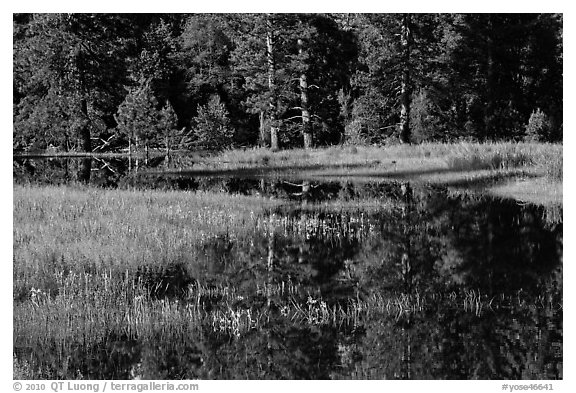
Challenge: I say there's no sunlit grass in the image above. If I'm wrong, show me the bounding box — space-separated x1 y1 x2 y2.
13 181 562 379
13 184 282 297
169 142 562 205
204 142 560 173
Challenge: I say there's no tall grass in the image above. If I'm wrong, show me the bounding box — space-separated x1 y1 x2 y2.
443 142 562 174
543 152 562 181
184 142 562 187
14 270 205 379
14 182 561 379
13 184 282 296
445 144 532 171
208 142 556 164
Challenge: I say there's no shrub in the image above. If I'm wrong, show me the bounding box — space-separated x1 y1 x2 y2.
191 95 234 151
524 109 552 142
343 119 367 145
410 89 443 143
346 89 393 145
159 100 179 150
115 80 161 150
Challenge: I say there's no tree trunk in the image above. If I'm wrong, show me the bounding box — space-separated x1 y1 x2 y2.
259 110 268 147
165 134 170 163
78 157 91 184
79 98 92 152
399 14 412 144
298 38 312 149
270 125 278 152
266 15 279 151
70 19 91 153
484 26 496 140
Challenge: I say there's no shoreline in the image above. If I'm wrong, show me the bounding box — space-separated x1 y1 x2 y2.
13 142 563 207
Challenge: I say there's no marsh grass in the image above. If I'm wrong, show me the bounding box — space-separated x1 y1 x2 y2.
15 257 559 378
13 184 282 293
13 355 34 379
14 183 391 301
444 142 562 178
174 143 561 203
487 177 563 207
14 269 206 378
196 287 557 338
13 182 561 378
543 152 563 181
205 142 558 170
446 146 531 171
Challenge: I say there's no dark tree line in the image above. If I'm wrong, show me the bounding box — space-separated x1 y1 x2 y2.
13 13 563 153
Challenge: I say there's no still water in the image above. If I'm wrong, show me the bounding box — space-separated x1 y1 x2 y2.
13 157 562 379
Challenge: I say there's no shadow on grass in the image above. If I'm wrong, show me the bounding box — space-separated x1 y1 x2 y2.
310 167 539 189
156 162 538 191
157 162 378 178
431 171 540 189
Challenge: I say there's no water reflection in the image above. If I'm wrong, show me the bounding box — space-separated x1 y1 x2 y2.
13 157 562 379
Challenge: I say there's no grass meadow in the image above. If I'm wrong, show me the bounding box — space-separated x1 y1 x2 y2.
169 142 562 205
13 185 282 295
200 141 561 175
13 142 563 378
13 185 284 378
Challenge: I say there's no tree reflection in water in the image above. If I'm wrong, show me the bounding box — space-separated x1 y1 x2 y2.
13 157 562 379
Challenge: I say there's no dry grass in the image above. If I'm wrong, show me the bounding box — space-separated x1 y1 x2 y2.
489 177 563 206
13 181 561 379
168 142 562 206
203 142 559 172
13 184 281 297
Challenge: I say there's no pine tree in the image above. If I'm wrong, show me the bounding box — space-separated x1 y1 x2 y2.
399 14 412 143
128 19 178 101
447 14 563 140
13 14 137 151
13 13 563 149
190 95 234 151
115 80 161 157
349 14 442 144
524 108 552 142
227 14 284 149
229 14 357 148
159 99 179 154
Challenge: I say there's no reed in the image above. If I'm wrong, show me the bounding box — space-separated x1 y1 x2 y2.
169 142 562 205
13 180 561 379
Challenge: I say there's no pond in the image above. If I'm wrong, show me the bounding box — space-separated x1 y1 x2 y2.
13 157 562 379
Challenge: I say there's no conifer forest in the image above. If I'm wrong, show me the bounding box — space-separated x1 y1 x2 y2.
13 14 563 152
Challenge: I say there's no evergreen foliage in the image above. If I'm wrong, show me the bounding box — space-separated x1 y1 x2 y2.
159 100 178 137
190 95 234 151
524 109 552 142
13 13 563 152
410 89 444 143
115 81 160 149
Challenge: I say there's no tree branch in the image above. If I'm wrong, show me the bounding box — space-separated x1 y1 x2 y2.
284 115 303 121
